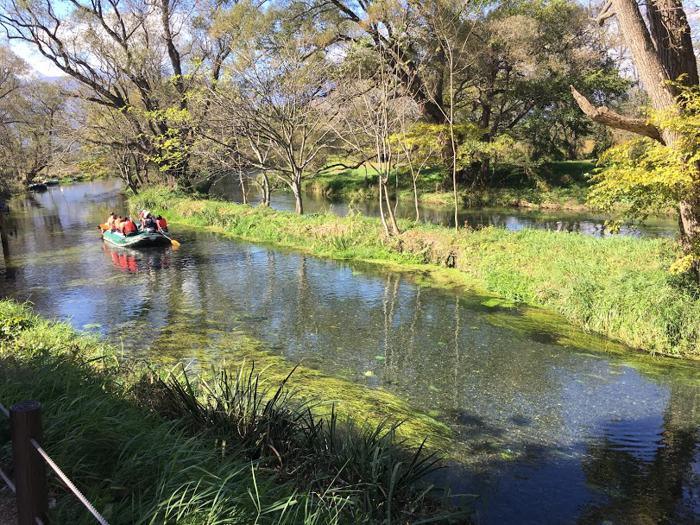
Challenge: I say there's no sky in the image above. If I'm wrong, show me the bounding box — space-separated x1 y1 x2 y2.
9 40 66 78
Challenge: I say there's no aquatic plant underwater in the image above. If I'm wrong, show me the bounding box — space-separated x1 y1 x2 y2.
133 187 700 359
0 300 464 524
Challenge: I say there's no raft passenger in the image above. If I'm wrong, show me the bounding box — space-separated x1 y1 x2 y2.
121 217 138 236
142 214 157 231
156 215 168 232
113 216 125 232
106 212 117 230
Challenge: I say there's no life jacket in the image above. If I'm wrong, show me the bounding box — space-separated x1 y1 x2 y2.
122 220 137 236
156 217 168 231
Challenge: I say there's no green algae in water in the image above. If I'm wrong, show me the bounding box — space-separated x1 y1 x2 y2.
487 304 700 386
151 332 453 452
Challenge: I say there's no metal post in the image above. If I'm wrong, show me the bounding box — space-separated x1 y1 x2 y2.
10 401 48 525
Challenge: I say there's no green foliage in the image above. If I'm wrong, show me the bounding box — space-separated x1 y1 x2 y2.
589 85 700 224
390 123 445 161
588 137 689 221
148 366 445 523
0 314 33 341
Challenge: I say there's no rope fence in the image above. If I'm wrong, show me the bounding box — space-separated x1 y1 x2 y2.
0 399 110 525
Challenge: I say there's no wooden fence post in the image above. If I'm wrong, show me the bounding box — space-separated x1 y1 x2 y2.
10 401 48 525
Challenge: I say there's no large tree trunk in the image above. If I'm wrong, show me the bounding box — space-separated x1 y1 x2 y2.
619 0 700 262
574 0 700 263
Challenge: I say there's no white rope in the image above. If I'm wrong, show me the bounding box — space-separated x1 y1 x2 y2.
0 465 15 494
30 439 109 525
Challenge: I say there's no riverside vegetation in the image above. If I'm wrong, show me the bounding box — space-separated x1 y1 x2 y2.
133 187 700 359
304 161 595 211
0 300 462 524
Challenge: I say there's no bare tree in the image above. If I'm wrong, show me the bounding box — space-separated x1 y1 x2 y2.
331 60 406 236
206 41 337 214
0 0 227 189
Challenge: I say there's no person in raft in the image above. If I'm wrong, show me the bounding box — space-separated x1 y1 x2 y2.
141 214 157 232
106 212 118 230
119 216 138 236
156 215 168 232
110 215 124 232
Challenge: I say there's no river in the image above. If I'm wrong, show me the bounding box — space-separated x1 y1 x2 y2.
210 177 679 238
1 180 699 524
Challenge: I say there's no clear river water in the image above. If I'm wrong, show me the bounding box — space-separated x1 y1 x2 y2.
1 180 699 524
209 177 679 238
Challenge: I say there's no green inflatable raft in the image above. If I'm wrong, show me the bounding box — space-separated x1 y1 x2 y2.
102 229 171 248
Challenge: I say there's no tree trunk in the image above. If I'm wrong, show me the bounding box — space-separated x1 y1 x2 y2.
412 174 420 221
382 176 401 235
575 0 700 264
238 168 247 205
291 175 304 215
609 0 700 262
421 99 446 125
377 177 391 237
260 172 271 206
679 194 700 255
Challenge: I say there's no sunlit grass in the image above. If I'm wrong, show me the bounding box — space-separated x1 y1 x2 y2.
302 160 594 209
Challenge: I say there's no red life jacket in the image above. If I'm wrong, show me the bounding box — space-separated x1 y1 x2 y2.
122 220 137 236
156 218 168 230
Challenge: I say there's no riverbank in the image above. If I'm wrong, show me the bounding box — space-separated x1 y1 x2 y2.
0 300 458 524
304 160 594 211
133 187 700 359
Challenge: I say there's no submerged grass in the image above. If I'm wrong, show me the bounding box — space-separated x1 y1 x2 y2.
133 187 700 358
0 301 462 524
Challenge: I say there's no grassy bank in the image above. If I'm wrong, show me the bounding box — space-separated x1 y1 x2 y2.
304 160 594 210
0 301 459 524
133 187 700 358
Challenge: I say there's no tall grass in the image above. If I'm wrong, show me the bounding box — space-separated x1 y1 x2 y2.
142 365 444 523
132 187 700 358
0 301 460 524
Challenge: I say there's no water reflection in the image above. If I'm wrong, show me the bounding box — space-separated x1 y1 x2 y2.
579 384 700 524
211 176 678 238
102 244 172 273
0 180 698 524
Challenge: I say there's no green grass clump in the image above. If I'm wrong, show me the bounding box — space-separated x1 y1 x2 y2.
0 301 462 524
133 187 700 358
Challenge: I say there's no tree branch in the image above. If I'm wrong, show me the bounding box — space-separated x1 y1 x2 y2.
595 0 615 25
570 85 665 144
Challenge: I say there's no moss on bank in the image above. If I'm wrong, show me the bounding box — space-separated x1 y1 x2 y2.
133 187 700 358
0 301 459 524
